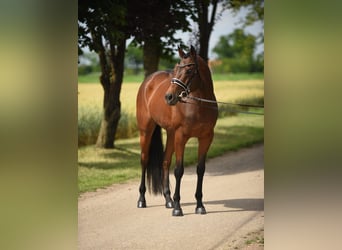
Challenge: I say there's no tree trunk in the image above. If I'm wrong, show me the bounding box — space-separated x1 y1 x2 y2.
96 38 126 148
198 0 209 63
143 38 161 79
196 0 218 63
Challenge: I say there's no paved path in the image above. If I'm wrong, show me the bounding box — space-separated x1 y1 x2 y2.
78 144 264 250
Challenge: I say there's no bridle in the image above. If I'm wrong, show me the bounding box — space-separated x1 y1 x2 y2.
171 62 197 98
169 58 264 115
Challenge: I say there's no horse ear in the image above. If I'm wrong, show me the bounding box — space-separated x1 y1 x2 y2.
190 45 197 57
178 46 185 58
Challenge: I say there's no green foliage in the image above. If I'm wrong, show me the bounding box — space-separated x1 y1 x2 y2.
78 0 127 52
212 28 263 73
213 29 255 59
125 43 143 75
78 52 100 76
78 65 93 76
127 0 192 58
158 55 178 71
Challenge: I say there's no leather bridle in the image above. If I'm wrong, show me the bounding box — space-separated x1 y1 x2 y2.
170 62 197 98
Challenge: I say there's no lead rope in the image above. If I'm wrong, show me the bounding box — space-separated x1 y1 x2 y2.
179 94 264 115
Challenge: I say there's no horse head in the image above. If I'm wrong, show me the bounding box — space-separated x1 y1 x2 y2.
165 45 199 105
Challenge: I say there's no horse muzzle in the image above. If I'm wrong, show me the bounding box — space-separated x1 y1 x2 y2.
165 93 179 105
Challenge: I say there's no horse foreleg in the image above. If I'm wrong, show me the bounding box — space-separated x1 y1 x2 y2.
163 130 175 209
195 134 214 214
195 154 206 214
172 133 187 216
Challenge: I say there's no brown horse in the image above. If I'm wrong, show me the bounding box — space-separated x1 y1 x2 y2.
136 46 218 216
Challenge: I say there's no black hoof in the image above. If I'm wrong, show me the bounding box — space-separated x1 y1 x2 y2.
195 206 206 214
137 200 146 208
165 200 174 209
172 208 183 216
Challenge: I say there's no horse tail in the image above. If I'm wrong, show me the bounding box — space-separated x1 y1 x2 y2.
146 125 164 195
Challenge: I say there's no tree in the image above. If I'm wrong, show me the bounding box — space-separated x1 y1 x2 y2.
78 0 127 148
192 0 220 63
189 0 264 63
126 0 192 78
212 28 258 72
228 0 264 46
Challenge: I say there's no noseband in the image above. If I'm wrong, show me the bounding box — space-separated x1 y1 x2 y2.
171 63 197 97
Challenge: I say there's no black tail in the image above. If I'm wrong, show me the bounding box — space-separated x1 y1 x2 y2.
146 125 164 195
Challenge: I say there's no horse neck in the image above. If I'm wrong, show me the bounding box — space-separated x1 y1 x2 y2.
196 63 215 97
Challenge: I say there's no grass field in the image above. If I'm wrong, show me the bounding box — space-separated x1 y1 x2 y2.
78 79 264 118
78 75 264 193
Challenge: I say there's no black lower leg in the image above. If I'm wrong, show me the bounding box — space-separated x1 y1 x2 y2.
195 160 206 214
172 164 184 216
163 161 174 208
163 186 174 208
137 171 147 208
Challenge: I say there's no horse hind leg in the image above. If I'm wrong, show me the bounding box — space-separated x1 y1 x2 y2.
172 132 188 216
137 125 154 208
137 139 148 208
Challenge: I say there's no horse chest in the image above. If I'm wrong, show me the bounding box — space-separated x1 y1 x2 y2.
179 113 213 136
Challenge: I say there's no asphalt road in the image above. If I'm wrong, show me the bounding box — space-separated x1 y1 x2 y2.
78 144 264 250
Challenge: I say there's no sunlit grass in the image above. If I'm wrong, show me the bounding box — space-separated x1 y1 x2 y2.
78 79 264 117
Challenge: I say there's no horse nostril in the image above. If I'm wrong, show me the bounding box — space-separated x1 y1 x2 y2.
165 93 173 101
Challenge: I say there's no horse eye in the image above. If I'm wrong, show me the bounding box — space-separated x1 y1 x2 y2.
186 69 192 74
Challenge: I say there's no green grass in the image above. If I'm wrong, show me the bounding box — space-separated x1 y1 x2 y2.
78 72 145 83
78 115 263 193
78 72 263 83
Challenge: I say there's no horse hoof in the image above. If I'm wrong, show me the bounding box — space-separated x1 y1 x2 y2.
165 200 174 209
172 208 183 216
195 206 206 214
137 200 146 208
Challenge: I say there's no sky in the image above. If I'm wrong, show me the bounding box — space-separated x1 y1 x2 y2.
175 5 264 59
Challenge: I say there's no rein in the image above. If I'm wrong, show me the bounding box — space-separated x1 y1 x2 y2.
180 94 264 115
